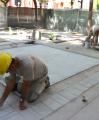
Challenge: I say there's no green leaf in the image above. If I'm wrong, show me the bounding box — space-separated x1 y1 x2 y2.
1 0 9 6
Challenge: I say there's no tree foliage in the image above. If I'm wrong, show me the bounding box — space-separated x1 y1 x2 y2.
1 0 9 6
38 0 48 3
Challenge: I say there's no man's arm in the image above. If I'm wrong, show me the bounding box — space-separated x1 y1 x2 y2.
0 79 16 106
19 80 31 110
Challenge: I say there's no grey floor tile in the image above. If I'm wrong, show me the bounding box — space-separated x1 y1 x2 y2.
69 94 99 120
79 80 92 88
5 94 19 107
74 84 87 92
0 106 15 117
5 115 24 120
65 87 82 96
59 89 76 100
90 72 99 80
87 78 99 85
31 102 52 118
42 97 62 111
51 93 69 105
0 105 21 120
19 108 41 120
5 114 23 120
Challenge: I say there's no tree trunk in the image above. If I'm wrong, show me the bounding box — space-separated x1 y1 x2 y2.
80 0 83 9
33 0 38 25
71 0 74 9
87 0 93 34
40 3 42 16
40 2 44 17
78 0 83 9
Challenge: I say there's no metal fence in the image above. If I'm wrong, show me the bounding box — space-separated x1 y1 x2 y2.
7 7 44 28
7 8 90 34
0 7 7 28
0 7 99 34
46 9 88 34
46 9 99 34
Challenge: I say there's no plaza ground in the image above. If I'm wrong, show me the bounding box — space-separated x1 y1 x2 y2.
0 29 99 120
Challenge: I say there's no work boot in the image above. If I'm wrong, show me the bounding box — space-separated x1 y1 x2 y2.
45 76 50 89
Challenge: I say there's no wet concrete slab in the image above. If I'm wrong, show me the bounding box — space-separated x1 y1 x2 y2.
0 44 99 85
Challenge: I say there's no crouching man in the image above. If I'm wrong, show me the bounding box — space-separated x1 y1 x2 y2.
0 52 50 110
91 25 99 47
85 25 99 47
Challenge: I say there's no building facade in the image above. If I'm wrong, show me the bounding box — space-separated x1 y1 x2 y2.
0 0 99 10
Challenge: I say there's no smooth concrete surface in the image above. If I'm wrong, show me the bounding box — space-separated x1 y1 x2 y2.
0 44 99 85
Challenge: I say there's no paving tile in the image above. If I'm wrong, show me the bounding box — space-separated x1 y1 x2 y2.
6 94 19 103
80 78 98 88
68 94 99 120
90 72 99 80
74 84 87 92
5 114 23 120
2 101 42 120
0 106 14 117
65 87 82 96
79 80 92 88
42 97 62 111
31 102 52 118
19 108 41 120
0 105 21 120
85 74 99 86
50 93 69 105
59 89 76 100
87 78 99 85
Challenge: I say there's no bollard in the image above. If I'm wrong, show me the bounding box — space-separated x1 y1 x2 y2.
84 41 91 49
32 29 41 41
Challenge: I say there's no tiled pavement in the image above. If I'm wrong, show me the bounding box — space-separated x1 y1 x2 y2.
0 68 99 120
43 81 99 120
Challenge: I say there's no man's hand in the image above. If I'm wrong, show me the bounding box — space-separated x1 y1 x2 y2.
19 99 28 110
0 78 16 108
19 80 31 110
